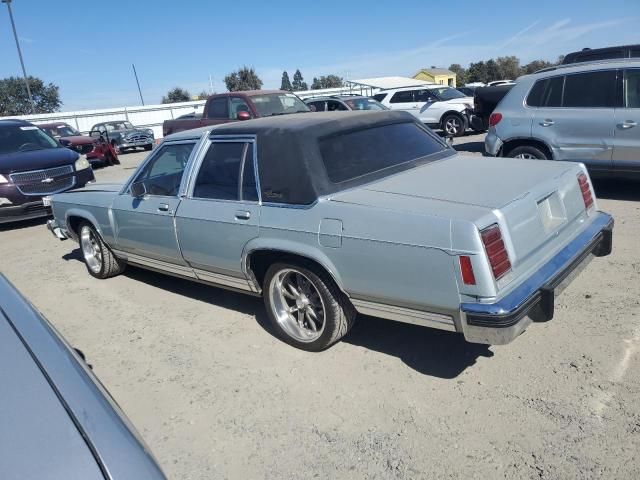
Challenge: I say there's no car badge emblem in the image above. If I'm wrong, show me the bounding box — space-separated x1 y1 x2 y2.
41 177 54 184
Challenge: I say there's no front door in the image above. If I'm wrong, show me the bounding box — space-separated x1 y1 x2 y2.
111 141 196 265
531 70 616 172
415 88 440 124
176 137 260 291
387 90 421 118
613 68 640 174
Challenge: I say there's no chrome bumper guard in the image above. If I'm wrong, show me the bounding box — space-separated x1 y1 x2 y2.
461 212 613 345
46 219 69 241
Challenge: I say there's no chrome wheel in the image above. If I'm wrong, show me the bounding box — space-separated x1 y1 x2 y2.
515 153 537 159
80 226 103 274
269 269 326 343
444 117 462 135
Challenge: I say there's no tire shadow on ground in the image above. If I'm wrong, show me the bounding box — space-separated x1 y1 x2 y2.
0 216 47 232
63 249 493 378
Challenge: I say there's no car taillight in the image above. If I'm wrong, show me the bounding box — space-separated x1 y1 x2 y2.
489 112 502 127
481 224 511 280
577 173 594 210
459 256 476 285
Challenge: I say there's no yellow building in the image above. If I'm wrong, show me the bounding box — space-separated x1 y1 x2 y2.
413 68 457 87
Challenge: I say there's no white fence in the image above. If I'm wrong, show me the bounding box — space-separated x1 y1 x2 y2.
2 100 207 139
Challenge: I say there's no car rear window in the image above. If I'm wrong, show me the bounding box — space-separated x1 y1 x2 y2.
526 76 564 107
319 122 445 183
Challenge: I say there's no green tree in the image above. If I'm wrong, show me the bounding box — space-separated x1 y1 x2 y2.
280 71 293 91
224 66 263 92
161 87 191 104
466 61 489 83
520 59 555 75
0 76 61 116
485 59 501 82
495 56 520 80
292 69 308 91
448 63 467 85
196 90 211 100
310 75 344 90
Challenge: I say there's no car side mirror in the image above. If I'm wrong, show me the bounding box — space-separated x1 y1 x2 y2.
130 181 147 198
237 111 251 121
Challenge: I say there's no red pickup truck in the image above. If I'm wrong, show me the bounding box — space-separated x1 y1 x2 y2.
162 90 310 137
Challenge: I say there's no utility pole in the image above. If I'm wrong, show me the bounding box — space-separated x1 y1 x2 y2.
209 74 214 94
132 63 144 105
2 0 35 113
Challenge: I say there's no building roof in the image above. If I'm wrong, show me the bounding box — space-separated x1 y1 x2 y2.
348 76 433 90
415 68 456 76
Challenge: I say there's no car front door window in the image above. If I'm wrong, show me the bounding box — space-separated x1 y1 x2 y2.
133 143 194 196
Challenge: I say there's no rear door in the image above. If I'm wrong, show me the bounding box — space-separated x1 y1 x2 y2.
613 68 640 174
111 141 196 264
175 136 260 291
531 70 616 172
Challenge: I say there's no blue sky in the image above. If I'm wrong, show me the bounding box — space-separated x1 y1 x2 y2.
1 0 638 110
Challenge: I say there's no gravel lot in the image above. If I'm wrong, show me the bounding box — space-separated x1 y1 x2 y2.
1 135 639 479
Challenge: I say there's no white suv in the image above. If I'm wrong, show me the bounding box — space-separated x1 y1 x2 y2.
373 85 474 136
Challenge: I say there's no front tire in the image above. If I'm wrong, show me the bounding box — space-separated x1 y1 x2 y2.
79 222 126 279
441 113 467 137
263 262 356 351
507 145 548 160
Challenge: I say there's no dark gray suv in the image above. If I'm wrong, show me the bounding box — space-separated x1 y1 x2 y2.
485 59 640 178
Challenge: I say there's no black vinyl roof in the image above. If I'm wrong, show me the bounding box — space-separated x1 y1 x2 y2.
210 111 448 205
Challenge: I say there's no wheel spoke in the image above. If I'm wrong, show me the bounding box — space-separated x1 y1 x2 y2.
297 309 304 326
305 309 318 331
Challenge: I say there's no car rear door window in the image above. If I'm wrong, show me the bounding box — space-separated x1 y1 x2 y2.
193 142 257 201
319 122 444 183
207 98 229 119
133 142 195 196
389 91 414 103
326 100 348 111
624 69 640 108
308 101 326 112
563 70 616 108
414 89 436 102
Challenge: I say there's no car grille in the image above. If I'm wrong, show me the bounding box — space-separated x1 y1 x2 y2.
73 144 94 155
123 134 151 143
9 165 75 196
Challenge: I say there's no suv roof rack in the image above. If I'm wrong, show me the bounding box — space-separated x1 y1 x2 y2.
535 57 639 74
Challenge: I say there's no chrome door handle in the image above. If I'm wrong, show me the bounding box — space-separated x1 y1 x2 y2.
620 120 637 129
235 210 251 220
539 119 554 127
157 203 170 212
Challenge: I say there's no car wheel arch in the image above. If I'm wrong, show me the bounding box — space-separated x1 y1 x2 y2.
501 137 554 159
65 210 104 240
243 243 348 296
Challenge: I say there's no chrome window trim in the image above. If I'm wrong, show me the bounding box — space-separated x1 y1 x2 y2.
186 134 261 205
120 139 199 196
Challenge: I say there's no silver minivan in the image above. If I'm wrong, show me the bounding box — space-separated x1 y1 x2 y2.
485 59 640 178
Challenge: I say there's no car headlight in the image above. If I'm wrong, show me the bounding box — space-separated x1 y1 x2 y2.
75 157 90 171
0 197 12 206
0 174 9 184
145 129 154 136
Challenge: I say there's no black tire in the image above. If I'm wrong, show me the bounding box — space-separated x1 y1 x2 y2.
78 221 126 279
507 145 548 160
144 144 153 151
441 113 467 137
263 262 356 351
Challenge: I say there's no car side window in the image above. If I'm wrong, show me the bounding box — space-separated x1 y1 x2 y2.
372 93 387 102
207 98 229 119
229 97 252 119
327 100 348 111
538 76 564 108
563 70 617 108
308 101 326 111
414 89 435 102
624 69 640 108
193 141 258 201
390 91 414 103
133 143 195 196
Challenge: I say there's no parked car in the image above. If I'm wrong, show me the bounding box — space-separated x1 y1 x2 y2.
305 95 388 112
373 85 475 136
562 44 640 64
47 111 612 351
40 121 120 167
456 86 477 97
0 274 166 479
162 90 310 137
90 121 154 154
486 80 515 87
485 59 640 179
177 112 203 120
0 119 95 224
469 84 515 132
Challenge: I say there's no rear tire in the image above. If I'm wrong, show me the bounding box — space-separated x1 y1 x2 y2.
79 222 126 279
507 145 548 160
263 262 356 351
441 113 467 137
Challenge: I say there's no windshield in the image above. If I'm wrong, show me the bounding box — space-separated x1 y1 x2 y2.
319 122 446 183
41 124 80 138
344 98 388 111
0 125 59 154
104 121 135 131
431 87 467 100
251 93 309 117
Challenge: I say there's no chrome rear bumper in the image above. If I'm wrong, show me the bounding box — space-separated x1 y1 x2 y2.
461 211 613 344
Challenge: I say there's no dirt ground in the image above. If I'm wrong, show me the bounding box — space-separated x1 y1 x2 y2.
1 136 639 479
